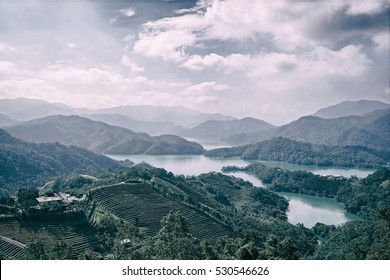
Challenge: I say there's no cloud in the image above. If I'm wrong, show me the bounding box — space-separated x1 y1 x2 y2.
182 53 224 70
132 0 389 61
346 0 388 15
0 42 15 53
66 43 78 49
133 28 198 61
120 55 144 73
372 31 389 52
119 8 136 17
185 81 229 95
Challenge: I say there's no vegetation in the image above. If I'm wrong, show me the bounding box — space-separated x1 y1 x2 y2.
5 115 204 155
0 163 319 260
223 163 390 260
0 128 119 196
206 137 388 168
225 108 390 153
0 127 388 259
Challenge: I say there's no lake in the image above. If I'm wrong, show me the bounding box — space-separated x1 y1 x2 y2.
107 154 370 228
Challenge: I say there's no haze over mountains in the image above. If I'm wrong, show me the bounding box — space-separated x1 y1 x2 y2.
226 108 390 152
312 100 390 119
1 98 389 155
5 115 204 155
0 98 234 128
179 117 275 140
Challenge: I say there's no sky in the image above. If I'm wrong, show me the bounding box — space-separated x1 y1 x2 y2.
0 0 388 124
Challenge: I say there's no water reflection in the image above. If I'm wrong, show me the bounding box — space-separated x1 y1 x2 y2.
107 154 367 227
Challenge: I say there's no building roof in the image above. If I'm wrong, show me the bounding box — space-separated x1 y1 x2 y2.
36 196 63 203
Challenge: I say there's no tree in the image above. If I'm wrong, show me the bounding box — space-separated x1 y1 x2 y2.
49 241 76 260
145 211 206 259
26 240 48 260
17 187 39 208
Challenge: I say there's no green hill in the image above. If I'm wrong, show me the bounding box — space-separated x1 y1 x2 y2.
206 137 388 168
5 115 204 155
0 128 119 196
227 109 390 152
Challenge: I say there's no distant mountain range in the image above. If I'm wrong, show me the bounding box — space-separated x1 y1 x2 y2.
0 98 235 128
0 114 18 127
0 128 119 196
5 115 204 155
86 113 185 136
227 108 390 152
179 117 275 140
312 100 390 119
1 98 389 153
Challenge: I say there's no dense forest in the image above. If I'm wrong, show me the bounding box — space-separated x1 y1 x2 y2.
0 129 120 197
206 137 388 168
223 163 390 259
1 161 389 260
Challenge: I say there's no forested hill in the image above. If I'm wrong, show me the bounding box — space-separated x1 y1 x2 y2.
0 129 119 196
5 115 204 155
226 109 390 152
205 137 388 168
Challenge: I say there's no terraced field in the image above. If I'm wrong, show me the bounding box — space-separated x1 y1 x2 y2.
91 183 232 241
0 237 26 259
0 213 99 259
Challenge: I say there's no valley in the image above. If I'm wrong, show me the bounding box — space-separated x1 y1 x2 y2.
0 98 389 260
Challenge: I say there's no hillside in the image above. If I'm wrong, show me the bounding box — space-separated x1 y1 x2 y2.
0 98 76 121
206 137 388 168
313 100 390 119
5 115 204 155
0 163 318 260
0 129 119 196
0 114 18 127
226 109 390 151
179 117 275 140
94 104 236 127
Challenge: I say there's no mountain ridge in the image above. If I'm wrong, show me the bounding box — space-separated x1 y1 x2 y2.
5 115 205 155
312 100 390 119
226 109 390 151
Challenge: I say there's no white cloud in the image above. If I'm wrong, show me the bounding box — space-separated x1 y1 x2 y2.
346 0 388 15
133 29 198 61
120 55 144 73
66 43 78 49
185 81 229 96
0 61 17 75
372 31 389 52
119 8 136 17
0 42 15 53
182 53 224 70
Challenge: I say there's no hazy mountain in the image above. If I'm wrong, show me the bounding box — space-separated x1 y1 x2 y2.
312 100 390 119
86 113 185 135
227 109 390 152
0 128 119 196
0 98 236 127
0 114 18 127
206 137 387 168
5 115 204 155
92 104 236 127
0 98 76 121
179 117 275 140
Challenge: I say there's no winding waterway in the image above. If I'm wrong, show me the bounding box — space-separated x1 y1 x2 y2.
107 153 370 228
